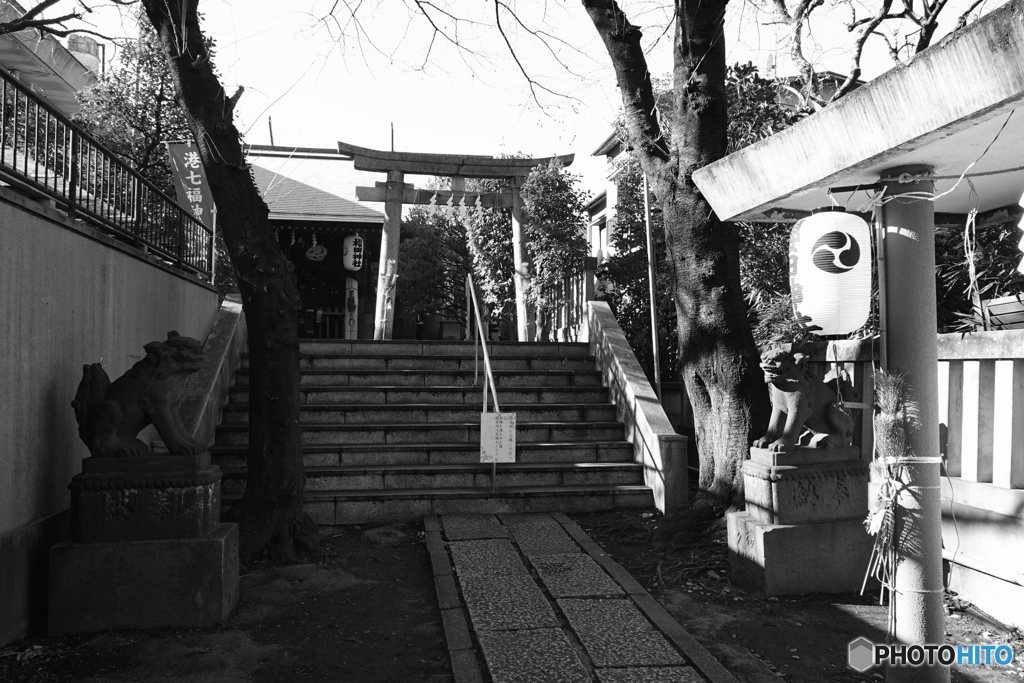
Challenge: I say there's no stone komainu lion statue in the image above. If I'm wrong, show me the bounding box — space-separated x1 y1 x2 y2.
72 331 207 457
753 347 855 452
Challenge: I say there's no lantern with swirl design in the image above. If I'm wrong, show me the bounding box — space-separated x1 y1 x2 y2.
790 207 872 335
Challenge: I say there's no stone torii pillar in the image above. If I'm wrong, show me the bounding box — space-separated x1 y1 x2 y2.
376 169 404 340
338 141 573 340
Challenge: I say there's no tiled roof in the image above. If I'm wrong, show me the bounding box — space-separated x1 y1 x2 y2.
249 158 384 224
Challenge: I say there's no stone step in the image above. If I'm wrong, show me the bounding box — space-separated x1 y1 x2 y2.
242 354 597 373
233 369 603 388
211 441 635 468
223 485 654 525
220 403 619 425
214 421 626 447
219 462 645 496
297 340 590 358
228 385 611 406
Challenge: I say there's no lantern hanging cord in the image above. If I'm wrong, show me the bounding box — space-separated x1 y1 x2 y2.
856 110 1015 212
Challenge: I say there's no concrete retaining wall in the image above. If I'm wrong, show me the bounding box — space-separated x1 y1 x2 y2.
179 295 248 450
0 186 219 645
941 477 1024 628
586 302 688 514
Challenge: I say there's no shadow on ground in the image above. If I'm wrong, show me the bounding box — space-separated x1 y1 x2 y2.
0 523 451 683
3 510 1023 682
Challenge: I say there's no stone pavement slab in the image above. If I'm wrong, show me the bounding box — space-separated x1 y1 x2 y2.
531 553 624 598
476 628 590 683
509 521 581 556
459 572 560 631
425 512 739 683
443 514 509 540
449 539 527 576
558 598 684 667
498 513 558 526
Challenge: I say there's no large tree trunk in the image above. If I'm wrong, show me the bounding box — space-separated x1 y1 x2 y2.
585 0 769 506
140 0 313 559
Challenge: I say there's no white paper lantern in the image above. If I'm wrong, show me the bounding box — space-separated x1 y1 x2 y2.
343 234 365 271
790 208 872 335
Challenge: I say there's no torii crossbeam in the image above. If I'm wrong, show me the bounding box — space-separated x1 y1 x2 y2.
338 141 574 340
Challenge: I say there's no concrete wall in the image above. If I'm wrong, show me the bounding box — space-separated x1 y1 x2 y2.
941 478 1024 629
0 186 219 645
587 302 688 514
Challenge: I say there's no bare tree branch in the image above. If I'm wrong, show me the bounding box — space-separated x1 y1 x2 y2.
833 0 893 99
0 0 132 39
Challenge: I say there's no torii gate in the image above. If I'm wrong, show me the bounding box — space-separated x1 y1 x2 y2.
337 141 574 340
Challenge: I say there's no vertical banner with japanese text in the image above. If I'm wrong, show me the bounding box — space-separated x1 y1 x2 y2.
165 140 216 227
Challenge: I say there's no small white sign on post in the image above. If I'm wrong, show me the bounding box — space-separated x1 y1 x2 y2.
480 413 516 463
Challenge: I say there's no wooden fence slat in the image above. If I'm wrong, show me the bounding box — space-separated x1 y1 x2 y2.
945 360 964 477
961 361 981 481
978 360 996 483
993 360 1024 488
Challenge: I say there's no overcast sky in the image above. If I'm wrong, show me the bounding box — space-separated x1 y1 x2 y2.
83 0 1007 192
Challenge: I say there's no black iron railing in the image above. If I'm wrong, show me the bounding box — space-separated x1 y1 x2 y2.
0 65 212 279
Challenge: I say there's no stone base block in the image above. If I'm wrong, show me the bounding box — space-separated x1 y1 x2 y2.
48 523 239 635
743 446 868 525
727 512 872 596
70 453 222 542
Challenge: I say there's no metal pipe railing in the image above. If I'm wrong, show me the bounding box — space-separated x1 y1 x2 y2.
0 63 212 280
465 274 502 490
465 274 500 413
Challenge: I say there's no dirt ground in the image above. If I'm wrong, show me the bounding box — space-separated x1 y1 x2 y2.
575 509 1024 683
2 510 1022 683
0 523 451 683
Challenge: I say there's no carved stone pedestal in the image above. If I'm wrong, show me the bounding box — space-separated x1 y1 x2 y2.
48 453 239 635
727 446 873 596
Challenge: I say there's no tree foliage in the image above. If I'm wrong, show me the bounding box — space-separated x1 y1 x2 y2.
596 155 676 384
462 161 588 340
73 24 193 192
936 219 1024 332
397 208 471 320
520 160 590 340
464 176 516 322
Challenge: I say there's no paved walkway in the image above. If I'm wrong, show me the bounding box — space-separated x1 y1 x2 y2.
424 512 738 683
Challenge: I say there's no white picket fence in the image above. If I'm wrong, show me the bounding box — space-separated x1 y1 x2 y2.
794 330 1024 492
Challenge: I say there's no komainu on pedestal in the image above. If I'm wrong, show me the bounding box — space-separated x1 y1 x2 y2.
50 331 239 636
728 347 871 596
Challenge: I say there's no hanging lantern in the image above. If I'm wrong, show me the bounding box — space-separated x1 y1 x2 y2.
1015 190 1024 275
343 234 365 271
790 207 872 335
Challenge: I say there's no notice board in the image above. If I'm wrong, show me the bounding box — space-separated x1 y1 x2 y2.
480 413 516 463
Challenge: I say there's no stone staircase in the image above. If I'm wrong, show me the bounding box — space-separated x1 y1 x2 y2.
212 340 654 524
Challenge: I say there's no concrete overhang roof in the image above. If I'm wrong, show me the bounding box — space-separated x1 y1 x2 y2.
692 0 1024 223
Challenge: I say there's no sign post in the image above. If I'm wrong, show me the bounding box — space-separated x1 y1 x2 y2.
480 412 516 491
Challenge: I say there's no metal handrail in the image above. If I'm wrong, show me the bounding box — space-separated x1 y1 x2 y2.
0 63 212 279
465 273 500 413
